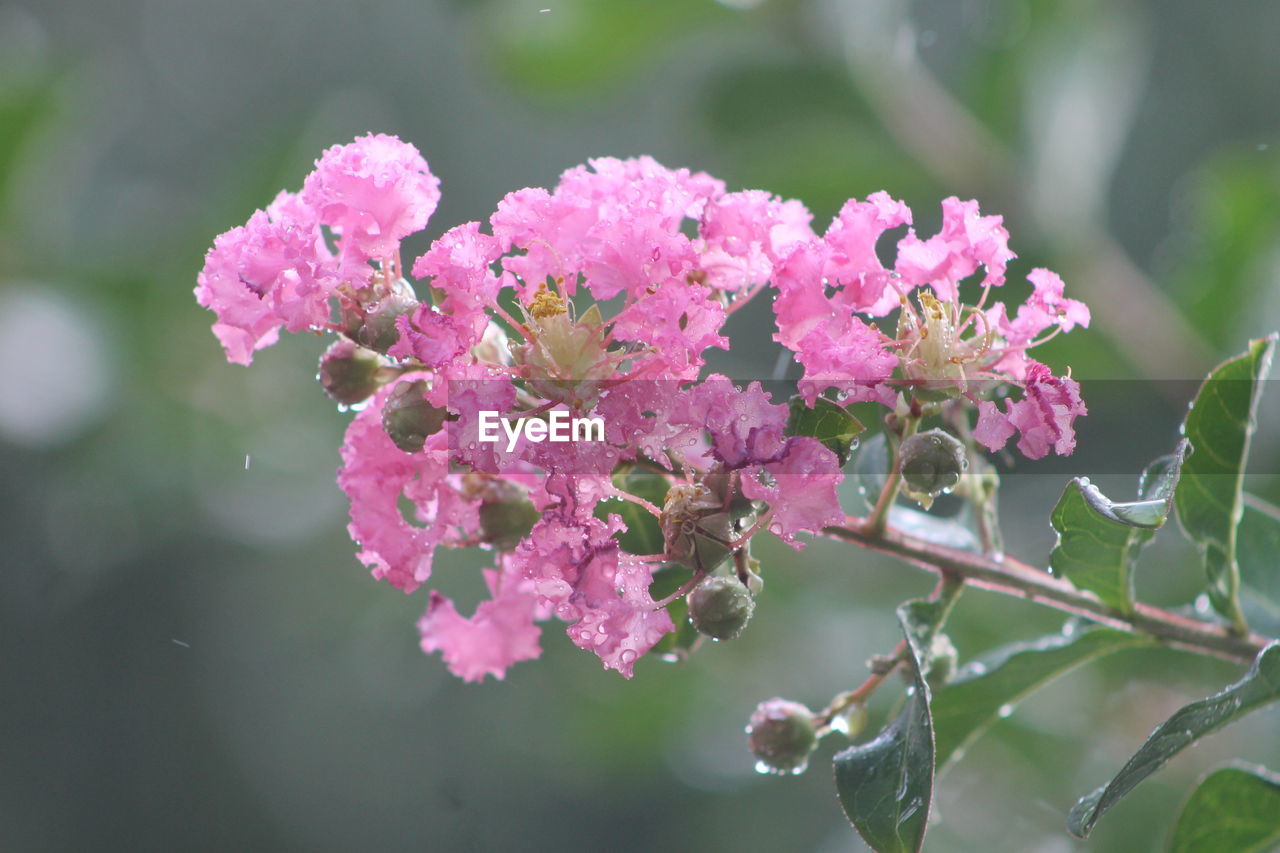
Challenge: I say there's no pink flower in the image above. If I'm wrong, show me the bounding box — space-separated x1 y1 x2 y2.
492 156 724 303
740 437 844 548
337 378 478 592
772 241 900 406
512 515 673 677
895 197 1014 301
410 222 503 350
672 378 788 469
418 565 542 683
194 194 338 365
972 363 1087 459
823 192 913 317
301 133 440 263
697 189 815 293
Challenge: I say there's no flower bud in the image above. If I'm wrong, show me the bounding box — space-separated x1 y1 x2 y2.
687 576 755 641
899 428 967 499
746 698 818 775
382 379 448 453
474 480 541 551
318 339 384 405
354 289 418 354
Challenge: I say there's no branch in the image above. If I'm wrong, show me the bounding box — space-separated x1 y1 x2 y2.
823 519 1270 664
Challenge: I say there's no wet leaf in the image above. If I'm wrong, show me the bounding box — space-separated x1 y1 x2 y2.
1174 335 1277 627
1238 495 1280 636
646 566 699 661
1068 643 1280 839
599 463 669 556
786 396 865 466
932 628 1153 769
1049 441 1187 612
1170 764 1280 853
833 600 942 853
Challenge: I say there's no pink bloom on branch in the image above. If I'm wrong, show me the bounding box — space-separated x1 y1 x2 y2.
740 437 844 548
194 195 338 365
492 156 724 303
824 191 913 317
772 240 899 406
338 379 478 592
895 197 1014 301
513 515 673 677
418 566 542 683
301 133 440 263
971 363 1087 459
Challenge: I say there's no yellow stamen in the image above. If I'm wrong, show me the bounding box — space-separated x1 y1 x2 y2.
528 284 567 320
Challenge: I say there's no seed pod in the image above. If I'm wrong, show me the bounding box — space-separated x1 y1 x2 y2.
746 698 818 775
318 339 384 405
381 379 448 453
687 576 755 641
472 479 540 551
899 428 967 499
349 282 419 354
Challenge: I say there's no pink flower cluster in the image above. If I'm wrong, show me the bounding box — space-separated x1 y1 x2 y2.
196 133 1090 682
195 133 439 365
770 195 1089 458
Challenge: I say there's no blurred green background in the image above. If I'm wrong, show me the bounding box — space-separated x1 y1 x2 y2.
2 1 1279 850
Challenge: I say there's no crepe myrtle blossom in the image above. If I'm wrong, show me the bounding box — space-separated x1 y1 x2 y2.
771 195 1089 459
196 133 1089 683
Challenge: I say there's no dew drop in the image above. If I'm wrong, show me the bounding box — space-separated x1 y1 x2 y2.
997 703 1014 719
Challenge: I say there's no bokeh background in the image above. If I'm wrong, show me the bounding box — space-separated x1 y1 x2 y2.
3 1 1279 850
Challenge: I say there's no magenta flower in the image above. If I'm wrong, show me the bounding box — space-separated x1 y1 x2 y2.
198 133 1091 682
771 194 1089 459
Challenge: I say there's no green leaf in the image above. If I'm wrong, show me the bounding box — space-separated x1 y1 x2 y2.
833 600 942 853
932 628 1154 769
646 566 699 661
786 396 865 466
597 463 669 555
1238 495 1280 636
1067 642 1280 839
887 505 981 552
1170 764 1280 853
1049 440 1187 611
1174 335 1277 628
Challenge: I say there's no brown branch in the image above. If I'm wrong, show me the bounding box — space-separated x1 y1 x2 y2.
824 519 1270 664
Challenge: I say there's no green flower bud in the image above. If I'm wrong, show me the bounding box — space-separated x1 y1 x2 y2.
687 576 755 641
746 698 818 775
354 290 418 354
318 339 384 405
381 379 448 453
476 483 541 551
899 428 967 499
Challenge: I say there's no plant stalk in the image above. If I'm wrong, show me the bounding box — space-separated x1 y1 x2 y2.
824 519 1270 664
